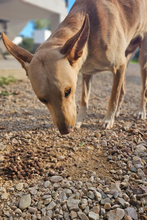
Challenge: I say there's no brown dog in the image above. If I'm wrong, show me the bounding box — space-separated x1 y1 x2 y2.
1 0 147 134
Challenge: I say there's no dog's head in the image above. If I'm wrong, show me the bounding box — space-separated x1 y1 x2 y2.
1 15 90 135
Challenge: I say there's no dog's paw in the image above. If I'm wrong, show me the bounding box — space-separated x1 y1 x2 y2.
75 121 82 129
76 106 87 129
101 118 114 129
115 110 120 118
136 109 146 120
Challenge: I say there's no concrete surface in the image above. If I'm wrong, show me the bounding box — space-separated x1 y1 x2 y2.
0 56 27 80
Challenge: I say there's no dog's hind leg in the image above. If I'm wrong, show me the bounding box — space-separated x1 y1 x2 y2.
76 74 92 128
136 35 147 119
115 48 139 117
102 61 126 129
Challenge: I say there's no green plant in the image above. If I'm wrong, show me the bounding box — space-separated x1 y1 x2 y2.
0 91 11 96
18 38 34 53
0 76 17 86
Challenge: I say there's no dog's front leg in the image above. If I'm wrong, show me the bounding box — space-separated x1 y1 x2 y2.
136 36 147 120
102 63 126 129
76 74 92 128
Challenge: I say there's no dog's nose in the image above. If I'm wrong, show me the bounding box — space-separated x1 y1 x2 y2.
59 126 72 135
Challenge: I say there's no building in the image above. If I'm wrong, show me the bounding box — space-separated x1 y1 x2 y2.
0 0 68 50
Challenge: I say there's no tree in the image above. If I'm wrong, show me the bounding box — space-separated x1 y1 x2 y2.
33 19 50 30
18 37 34 53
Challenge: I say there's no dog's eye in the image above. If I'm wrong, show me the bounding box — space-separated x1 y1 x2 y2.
39 98 48 104
64 88 71 98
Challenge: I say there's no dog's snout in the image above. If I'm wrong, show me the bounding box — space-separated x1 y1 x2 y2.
59 126 72 135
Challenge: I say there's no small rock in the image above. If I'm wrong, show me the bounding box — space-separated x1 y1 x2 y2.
67 198 80 211
94 191 102 201
125 207 138 220
44 198 52 205
78 211 89 220
91 205 100 214
117 198 126 207
50 175 63 183
135 144 146 155
107 208 125 220
0 155 4 162
28 207 37 213
15 208 22 214
44 181 50 188
101 198 111 205
16 183 23 191
124 216 133 220
87 191 95 199
46 201 56 210
104 203 111 210
0 143 6 151
70 211 77 219
41 217 51 220
88 211 99 220
19 194 31 210
1 193 9 200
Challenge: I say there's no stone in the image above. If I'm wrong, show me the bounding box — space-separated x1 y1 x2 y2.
59 191 67 202
94 191 102 201
19 194 31 210
0 155 4 162
16 183 23 191
44 198 52 205
104 203 111 210
0 143 6 151
44 181 50 188
101 198 111 205
125 207 138 220
50 175 63 183
28 207 37 213
15 208 22 214
67 198 80 211
137 169 145 178
135 144 146 154
107 208 125 220
117 198 126 207
70 211 77 219
78 211 89 220
1 193 9 200
110 182 121 193
64 212 70 220
46 201 56 210
88 211 99 220
41 207 46 216
91 206 100 214
124 216 133 220
87 191 95 199
41 217 51 220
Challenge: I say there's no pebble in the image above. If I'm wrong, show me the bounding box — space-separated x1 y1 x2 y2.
67 198 80 211
19 194 31 210
78 211 89 220
1 193 9 200
16 183 23 191
28 207 37 213
125 207 138 220
88 211 99 220
46 201 56 210
44 181 50 188
107 208 125 220
104 202 111 210
0 143 6 151
50 175 63 183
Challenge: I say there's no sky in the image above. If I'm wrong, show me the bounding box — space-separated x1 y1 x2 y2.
20 0 75 37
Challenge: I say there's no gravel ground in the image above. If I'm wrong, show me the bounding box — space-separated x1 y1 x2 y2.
0 63 147 220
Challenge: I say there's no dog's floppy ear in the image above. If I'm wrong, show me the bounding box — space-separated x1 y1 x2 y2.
60 14 90 65
1 33 33 70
